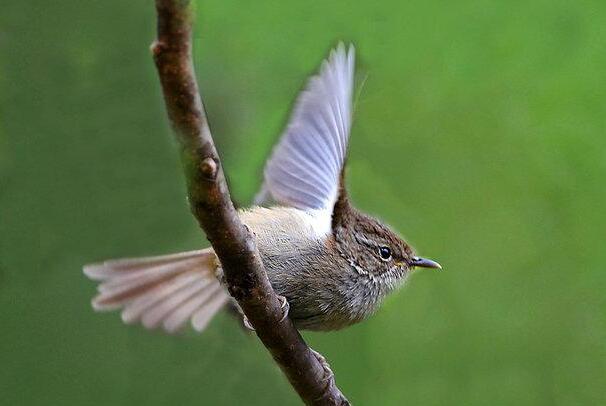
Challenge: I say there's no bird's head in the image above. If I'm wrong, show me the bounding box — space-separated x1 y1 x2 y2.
333 208 441 289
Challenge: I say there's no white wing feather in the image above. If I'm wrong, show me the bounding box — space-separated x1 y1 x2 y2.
256 43 355 218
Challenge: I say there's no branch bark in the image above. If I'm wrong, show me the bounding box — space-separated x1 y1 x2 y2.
151 1 350 404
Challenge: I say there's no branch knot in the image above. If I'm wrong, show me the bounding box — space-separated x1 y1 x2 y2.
200 157 218 180
150 40 168 58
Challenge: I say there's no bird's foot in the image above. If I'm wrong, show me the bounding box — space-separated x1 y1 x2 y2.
242 315 255 331
310 348 350 404
310 348 335 384
277 295 290 323
241 295 290 330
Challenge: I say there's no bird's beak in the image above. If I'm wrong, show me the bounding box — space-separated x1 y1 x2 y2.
411 256 442 270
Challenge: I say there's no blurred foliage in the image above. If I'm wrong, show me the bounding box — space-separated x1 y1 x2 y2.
1 0 605 405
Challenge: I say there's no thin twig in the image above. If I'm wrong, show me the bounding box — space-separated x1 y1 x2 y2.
151 1 350 404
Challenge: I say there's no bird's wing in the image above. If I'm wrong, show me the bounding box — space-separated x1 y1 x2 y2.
255 43 355 229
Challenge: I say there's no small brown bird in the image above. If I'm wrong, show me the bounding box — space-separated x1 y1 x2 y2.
84 43 441 334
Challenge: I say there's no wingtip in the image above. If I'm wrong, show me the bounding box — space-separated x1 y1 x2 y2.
348 43 355 60
331 42 355 77
333 41 355 58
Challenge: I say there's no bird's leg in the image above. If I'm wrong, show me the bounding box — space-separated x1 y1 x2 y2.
241 294 290 330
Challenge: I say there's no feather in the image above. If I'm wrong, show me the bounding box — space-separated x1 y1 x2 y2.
255 43 355 236
84 248 228 334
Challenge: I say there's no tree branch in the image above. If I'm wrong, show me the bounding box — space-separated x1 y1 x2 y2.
151 1 350 404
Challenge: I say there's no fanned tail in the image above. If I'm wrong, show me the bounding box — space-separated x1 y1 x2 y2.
83 249 230 333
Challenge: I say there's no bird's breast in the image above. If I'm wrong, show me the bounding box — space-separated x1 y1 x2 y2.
234 206 386 330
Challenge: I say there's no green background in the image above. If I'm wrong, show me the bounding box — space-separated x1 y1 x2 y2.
2 0 605 405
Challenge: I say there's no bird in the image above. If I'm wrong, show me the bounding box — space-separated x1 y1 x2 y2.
83 43 441 334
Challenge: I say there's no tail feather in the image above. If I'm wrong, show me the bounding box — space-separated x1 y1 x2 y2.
121 273 200 324
164 283 227 333
97 259 203 292
192 289 230 332
83 250 207 280
84 248 230 333
93 258 205 307
141 278 210 330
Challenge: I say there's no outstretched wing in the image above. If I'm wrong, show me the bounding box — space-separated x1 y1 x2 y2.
255 43 355 218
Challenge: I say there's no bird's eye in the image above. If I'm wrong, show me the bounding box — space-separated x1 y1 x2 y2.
378 246 392 261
